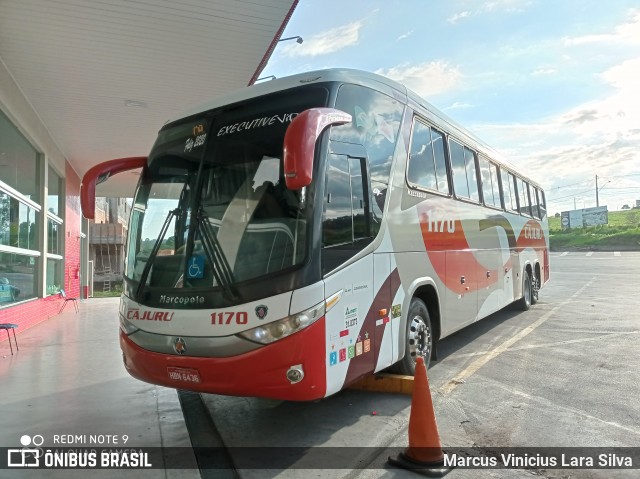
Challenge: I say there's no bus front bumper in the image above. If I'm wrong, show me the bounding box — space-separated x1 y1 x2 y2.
119 317 327 401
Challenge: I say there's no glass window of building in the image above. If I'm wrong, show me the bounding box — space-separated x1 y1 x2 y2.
46 167 64 294
0 109 43 305
48 166 62 217
0 110 40 202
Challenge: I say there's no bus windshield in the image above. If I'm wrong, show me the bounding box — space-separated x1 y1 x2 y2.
125 86 328 295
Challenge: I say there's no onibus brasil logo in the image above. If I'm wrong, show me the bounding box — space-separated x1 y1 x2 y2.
7 434 153 468
7 434 44 467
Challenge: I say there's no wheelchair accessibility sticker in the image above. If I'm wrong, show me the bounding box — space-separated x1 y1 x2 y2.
187 256 204 279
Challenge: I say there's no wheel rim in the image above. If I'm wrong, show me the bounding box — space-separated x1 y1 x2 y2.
524 274 531 306
408 315 431 363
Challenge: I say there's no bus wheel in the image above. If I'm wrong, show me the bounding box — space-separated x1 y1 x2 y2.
517 269 532 311
531 273 539 305
398 298 433 376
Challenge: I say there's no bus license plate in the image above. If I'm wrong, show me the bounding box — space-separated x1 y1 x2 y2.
167 367 201 384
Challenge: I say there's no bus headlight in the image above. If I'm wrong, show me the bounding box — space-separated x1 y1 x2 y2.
238 302 325 345
119 315 140 335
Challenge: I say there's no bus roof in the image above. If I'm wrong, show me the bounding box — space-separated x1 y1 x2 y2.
168 68 541 190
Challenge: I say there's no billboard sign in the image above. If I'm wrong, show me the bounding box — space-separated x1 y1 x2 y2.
582 206 608 227
560 206 608 229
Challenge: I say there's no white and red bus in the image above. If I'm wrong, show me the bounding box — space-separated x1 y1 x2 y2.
82 69 549 401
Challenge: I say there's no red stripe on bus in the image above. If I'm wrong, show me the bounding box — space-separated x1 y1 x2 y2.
418 214 498 295
343 269 401 385
120 316 327 401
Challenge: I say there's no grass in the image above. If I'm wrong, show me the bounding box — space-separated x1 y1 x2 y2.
91 283 123 298
549 209 640 250
92 290 122 298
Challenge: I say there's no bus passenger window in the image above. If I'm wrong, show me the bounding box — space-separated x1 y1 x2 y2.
465 147 480 202
432 129 449 193
531 186 541 219
331 83 403 215
480 157 501 208
480 157 496 207
407 120 437 191
517 178 531 216
450 140 469 198
538 189 547 218
407 120 449 195
490 162 501 208
501 170 518 211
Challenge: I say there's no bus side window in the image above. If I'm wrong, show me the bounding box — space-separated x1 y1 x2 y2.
480 156 500 208
490 162 501 208
531 186 541 219
517 177 531 216
464 147 480 202
449 139 469 198
449 139 479 202
322 154 372 275
407 120 437 191
501 170 518 212
538 189 547 218
331 83 403 217
432 129 449 193
407 119 449 195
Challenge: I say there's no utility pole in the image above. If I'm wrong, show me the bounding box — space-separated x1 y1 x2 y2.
596 174 599 207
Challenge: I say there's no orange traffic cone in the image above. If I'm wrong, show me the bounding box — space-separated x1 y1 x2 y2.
388 356 453 476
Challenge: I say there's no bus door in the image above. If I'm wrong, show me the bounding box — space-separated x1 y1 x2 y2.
322 152 384 394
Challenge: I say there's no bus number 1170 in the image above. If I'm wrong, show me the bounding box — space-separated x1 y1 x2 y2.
211 312 248 325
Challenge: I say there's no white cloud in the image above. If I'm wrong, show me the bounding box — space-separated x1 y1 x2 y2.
375 61 463 97
563 9 640 46
480 0 531 13
397 29 414 41
281 20 363 57
532 68 557 76
447 11 471 24
447 1 530 26
471 56 640 212
445 102 473 110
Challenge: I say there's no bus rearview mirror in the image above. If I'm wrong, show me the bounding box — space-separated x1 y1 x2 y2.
283 108 352 190
80 156 147 219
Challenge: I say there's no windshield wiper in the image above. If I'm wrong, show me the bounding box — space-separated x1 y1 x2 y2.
136 208 180 299
196 209 239 301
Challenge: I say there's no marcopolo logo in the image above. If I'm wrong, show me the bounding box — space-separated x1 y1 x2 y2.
159 295 205 305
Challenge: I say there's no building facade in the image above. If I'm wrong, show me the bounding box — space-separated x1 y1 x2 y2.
0 58 84 332
90 197 130 293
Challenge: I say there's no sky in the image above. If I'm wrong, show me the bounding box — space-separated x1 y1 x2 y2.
262 0 640 214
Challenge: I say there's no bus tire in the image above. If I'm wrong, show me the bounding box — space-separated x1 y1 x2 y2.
397 298 433 376
531 272 539 305
517 269 532 311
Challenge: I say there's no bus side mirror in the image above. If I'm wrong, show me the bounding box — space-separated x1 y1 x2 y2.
283 108 351 190
80 157 147 219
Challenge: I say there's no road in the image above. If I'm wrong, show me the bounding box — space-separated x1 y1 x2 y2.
199 251 640 478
